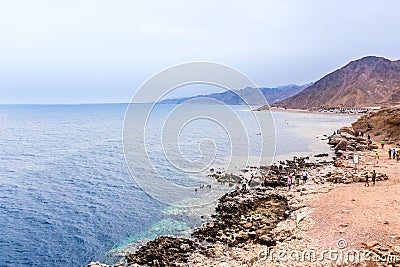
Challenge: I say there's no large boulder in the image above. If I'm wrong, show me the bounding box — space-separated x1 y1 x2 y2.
368 144 379 150
340 132 357 140
335 139 349 151
338 126 355 136
328 136 343 145
355 136 368 144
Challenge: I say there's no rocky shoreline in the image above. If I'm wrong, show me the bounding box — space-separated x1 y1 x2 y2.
192 189 288 247
89 125 397 267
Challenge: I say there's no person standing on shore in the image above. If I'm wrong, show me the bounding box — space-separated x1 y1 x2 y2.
302 170 308 184
372 170 376 185
381 141 385 149
392 149 396 159
241 177 247 191
287 176 292 190
397 151 400 162
388 148 392 159
365 172 370 187
296 171 301 185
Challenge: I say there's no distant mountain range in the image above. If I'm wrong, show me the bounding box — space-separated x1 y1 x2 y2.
267 56 400 110
160 56 400 110
159 84 311 105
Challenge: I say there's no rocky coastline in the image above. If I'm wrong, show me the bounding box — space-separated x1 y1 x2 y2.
89 124 398 267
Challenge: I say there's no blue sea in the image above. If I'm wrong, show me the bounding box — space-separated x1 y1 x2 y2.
0 104 359 266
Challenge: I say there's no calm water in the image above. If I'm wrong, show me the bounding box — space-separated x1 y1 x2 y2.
0 104 358 266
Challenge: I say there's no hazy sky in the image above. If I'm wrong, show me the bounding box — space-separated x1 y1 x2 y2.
1 0 400 104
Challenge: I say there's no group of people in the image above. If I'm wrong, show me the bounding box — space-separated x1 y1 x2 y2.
374 145 400 164
355 131 372 145
287 170 308 190
357 131 367 138
388 148 400 162
194 184 212 192
240 176 255 191
364 170 377 186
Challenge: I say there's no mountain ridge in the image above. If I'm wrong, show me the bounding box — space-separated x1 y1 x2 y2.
159 84 311 105
267 56 400 110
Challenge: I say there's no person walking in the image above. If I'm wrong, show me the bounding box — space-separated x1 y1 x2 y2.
375 152 380 165
388 148 392 159
392 149 396 159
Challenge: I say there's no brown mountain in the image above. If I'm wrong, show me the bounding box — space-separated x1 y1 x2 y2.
269 56 400 110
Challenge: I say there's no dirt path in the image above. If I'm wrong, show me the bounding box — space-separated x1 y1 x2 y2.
305 146 400 251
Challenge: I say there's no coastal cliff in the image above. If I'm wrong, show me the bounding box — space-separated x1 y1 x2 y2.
352 105 400 145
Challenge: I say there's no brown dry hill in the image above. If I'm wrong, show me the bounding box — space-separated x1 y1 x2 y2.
268 56 400 110
352 105 400 145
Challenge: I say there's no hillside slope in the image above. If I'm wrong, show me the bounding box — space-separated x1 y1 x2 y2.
352 105 400 145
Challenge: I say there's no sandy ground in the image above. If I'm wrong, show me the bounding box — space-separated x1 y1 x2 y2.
305 146 400 251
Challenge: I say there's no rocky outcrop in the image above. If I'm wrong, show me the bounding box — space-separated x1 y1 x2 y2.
328 127 378 156
315 167 388 184
211 156 332 189
352 105 400 145
192 189 288 246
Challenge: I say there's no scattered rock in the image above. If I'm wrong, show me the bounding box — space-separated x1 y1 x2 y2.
362 241 381 249
125 236 205 266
